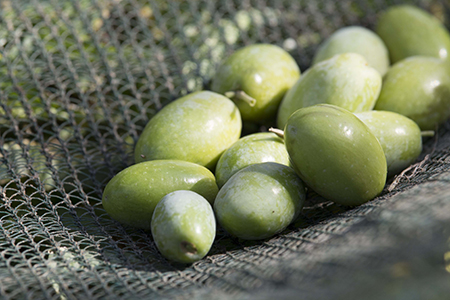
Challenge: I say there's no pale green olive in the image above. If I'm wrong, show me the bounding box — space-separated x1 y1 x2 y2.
282 104 387 206
214 162 306 240
376 5 450 64
277 53 382 129
134 91 242 170
211 44 300 123
355 111 422 177
151 190 216 264
374 56 450 130
102 160 218 230
215 132 290 188
313 26 390 76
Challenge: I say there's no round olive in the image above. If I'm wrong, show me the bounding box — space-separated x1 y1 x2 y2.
151 190 216 264
376 5 450 64
282 104 387 206
134 91 242 170
277 53 382 129
214 162 306 240
355 111 422 177
211 44 300 123
374 56 450 130
215 132 290 188
313 26 390 76
102 160 218 230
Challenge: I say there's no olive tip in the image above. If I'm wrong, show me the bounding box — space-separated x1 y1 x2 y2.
181 241 197 254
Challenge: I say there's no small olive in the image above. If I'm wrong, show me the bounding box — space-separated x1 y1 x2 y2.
151 190 216 264
355 111 422 177
214 162 306 240
215 132 290 188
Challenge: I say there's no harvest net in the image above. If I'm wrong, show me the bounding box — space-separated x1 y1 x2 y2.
1 0 450 299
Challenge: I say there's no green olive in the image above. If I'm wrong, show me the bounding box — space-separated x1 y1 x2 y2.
277 53 382 129
374 56 450 130
211 44 300 123
151 190 215 264
282 104 387 206
134 91 242 170
355 111 422 177
214 162 306 240
376 5 450 64
102 160 218 230
215 132 290 188
313 26 390 76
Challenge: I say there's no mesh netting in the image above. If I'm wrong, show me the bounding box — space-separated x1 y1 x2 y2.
1 0 450 299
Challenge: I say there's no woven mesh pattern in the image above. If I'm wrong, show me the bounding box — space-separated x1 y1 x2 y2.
1 0 450 299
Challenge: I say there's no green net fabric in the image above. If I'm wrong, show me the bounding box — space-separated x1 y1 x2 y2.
1 0 450 299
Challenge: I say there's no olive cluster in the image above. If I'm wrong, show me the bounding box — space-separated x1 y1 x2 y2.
102 5 450 263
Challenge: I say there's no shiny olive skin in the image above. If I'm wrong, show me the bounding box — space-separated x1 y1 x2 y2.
277 53 382 129
215 132 290 188
284 104 387 206
376 5 450 64
313 26 390 76
134 91 241 170
102 160 218 230
151 190 216 264
374 56 450 130
214 162 306 240
355 111 422 177
211 44 300 123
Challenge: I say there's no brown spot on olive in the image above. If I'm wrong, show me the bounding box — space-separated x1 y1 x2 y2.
181 241 197 254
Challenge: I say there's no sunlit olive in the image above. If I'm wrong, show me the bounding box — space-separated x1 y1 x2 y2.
355 111 423 177
211 44 300 123
313 26 390 75
102 160 218 230
278 104 387 206
277 53 382 129
374 56 450 130
134 91 242 170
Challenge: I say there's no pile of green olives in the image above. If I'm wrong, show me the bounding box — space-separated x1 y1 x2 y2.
102 5 450 263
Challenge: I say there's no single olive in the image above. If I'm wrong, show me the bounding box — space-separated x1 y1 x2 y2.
281 104 387 206
151 190 216 264
102 160 218 230
214 162 306 240
374 56 450 130
313 26 390 76
211 44 300 123
376 5 450 64
215 132 290 188
355 111 423 177
134 91 242 170
277 53 382 129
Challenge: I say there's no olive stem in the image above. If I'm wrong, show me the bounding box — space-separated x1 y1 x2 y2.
421 130 435 137
225 90 257 107
269 127 284 139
